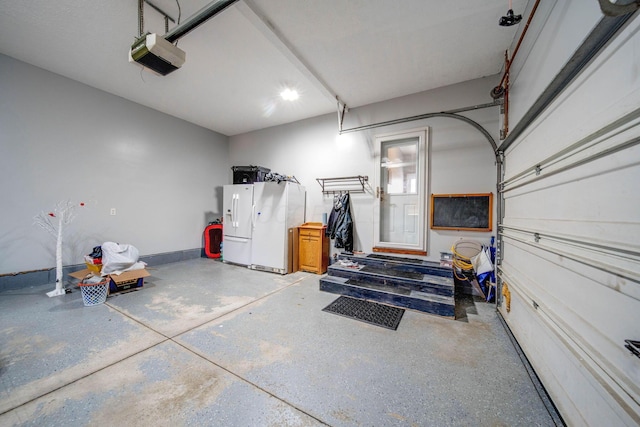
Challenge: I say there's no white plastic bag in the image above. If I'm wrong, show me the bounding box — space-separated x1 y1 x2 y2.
101 242 141 275
471 247 493 275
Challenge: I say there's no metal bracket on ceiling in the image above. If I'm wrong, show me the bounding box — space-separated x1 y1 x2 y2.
336 96 348 134
137 0 178 38
144 0 177 24
164 0 239 43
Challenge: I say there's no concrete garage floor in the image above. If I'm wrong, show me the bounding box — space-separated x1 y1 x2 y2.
0 258 562 426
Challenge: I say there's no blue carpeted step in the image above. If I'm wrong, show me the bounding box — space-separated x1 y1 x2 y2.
320 253 457 318
319 275 455 318
337 253 452 278
327 262 454 297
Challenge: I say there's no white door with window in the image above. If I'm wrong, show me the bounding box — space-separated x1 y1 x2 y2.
373 128 428 254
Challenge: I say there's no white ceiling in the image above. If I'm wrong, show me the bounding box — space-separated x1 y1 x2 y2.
0 0 527 136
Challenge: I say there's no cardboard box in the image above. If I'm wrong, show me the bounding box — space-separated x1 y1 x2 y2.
69 268 150 294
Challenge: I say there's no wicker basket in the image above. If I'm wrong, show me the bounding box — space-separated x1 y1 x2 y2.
79 280 109 306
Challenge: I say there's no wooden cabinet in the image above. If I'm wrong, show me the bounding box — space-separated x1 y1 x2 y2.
298 222 329 274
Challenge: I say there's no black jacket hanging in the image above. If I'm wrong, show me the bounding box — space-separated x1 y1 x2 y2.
326 192 353 252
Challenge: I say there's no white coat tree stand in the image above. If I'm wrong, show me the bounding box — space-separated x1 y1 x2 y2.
33 200 84 297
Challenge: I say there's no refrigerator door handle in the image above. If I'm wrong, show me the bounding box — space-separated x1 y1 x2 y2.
231 194 237 227
225 236 249 243
231 194 235 227
251 203 256 229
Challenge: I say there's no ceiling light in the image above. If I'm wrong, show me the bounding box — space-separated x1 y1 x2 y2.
280 88 299 101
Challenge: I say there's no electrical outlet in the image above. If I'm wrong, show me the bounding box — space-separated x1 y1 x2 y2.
110 208 116 216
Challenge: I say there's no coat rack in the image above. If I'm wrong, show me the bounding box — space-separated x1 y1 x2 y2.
316 175 368 195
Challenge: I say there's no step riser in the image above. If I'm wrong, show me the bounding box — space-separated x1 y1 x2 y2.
337 254 452 278
328 267 453 297
320 278 454 318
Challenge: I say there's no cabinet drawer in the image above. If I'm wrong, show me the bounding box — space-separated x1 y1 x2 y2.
299 228 322 237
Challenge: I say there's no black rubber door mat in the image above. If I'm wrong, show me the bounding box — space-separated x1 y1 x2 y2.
322 296 405 330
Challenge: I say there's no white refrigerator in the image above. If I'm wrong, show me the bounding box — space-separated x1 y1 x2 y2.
223 182 306 273
223 184 254 266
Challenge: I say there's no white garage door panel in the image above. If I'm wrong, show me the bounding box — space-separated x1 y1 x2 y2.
503 146 640 221
501 226 639 299
502 146 640 266
500 240 640 376
503 114 640 203
500 10 640 425
504 21 640 178
507 0 602 128
501 115 640 423
499 279 640 427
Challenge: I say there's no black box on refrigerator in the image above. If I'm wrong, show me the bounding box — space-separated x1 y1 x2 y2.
231 165 270 184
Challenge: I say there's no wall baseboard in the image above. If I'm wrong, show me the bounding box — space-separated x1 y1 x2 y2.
0 248 203 292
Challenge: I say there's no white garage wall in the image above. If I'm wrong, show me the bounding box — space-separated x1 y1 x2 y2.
499 5 640 425
229 76 500 261
0 54 229 276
